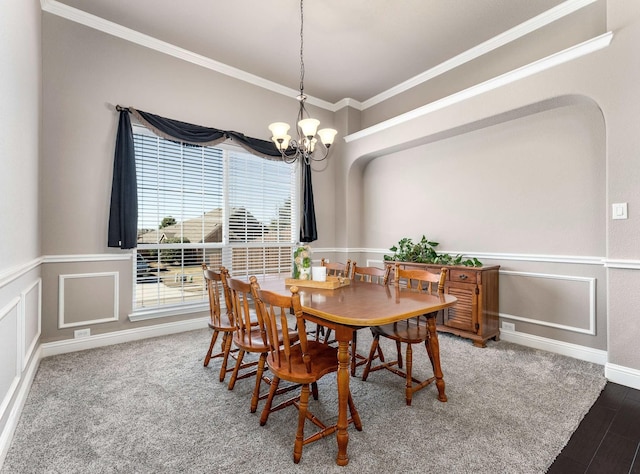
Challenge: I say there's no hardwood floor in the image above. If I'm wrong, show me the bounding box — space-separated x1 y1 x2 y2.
548 382 640 473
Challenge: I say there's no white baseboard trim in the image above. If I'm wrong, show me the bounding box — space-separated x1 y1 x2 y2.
499 328 608 366
0 345 42 468
41 317 209 358
605 363 640 390
0 317 209 470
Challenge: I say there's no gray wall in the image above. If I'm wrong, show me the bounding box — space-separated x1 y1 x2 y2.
0 0 42 451
357 101 607 349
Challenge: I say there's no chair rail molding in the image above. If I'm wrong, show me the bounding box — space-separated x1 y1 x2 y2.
356 248 606 266
43 253 131 264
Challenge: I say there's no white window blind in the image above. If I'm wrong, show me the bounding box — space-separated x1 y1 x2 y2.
133 125 297 311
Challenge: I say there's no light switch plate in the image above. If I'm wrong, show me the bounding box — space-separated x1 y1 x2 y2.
612 202 628 220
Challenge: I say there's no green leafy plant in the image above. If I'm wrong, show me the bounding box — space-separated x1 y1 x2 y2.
384 235 482 267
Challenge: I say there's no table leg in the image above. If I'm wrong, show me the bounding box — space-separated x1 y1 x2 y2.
335 326 352 466
426 316 447 402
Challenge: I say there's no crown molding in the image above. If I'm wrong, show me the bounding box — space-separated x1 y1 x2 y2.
361 0 600 109
344 31 613 143
40 0 335 111
41 0 598 114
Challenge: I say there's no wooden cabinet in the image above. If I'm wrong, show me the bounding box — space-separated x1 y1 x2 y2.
390 262 500 348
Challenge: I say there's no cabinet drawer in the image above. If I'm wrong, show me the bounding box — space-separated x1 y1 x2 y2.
449 269 477 284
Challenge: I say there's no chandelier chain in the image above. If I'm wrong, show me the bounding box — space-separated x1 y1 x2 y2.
299 0 305 96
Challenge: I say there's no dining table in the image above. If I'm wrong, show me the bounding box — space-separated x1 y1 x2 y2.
258 275 458 466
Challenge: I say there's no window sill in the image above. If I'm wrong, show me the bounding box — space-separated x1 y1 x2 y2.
128 303 209 322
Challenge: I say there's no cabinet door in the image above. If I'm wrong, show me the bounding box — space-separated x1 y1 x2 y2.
443 283 478 333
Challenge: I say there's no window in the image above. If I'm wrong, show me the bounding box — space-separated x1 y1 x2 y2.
133 125 297 312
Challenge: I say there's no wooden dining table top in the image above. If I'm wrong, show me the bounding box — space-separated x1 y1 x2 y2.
257 276 458 326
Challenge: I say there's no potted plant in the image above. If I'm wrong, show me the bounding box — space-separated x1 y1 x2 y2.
384 235 482 267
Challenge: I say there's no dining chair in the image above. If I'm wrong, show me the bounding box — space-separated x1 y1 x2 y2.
349 263 391 376
251 281 362 464
201 264 236 382
320 258 352 279
315 258 352 344
361 264 449 406
223 271 300 413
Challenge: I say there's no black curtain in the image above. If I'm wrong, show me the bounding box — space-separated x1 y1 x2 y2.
299 160 317 242
108 107 319 248
108 110 137 249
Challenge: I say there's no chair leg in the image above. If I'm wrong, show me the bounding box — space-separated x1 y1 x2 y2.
250 353 267 413
424 336 436 373
260 376 280 426
227 349 245 390
218 332 233 382
405 343 413 406
203 329 219 367
294 384 310 464
350 331 358 376
361 335 380 381
395 340 403 369
347 392 363 431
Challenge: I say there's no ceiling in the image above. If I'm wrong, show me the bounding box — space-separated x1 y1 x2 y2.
52 0 569 104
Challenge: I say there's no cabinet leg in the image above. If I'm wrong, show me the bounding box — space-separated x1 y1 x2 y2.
472 340 487 348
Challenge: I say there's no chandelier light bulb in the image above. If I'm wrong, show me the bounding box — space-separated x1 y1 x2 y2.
317 128 338 147
268 122 291 140
298 118 320 138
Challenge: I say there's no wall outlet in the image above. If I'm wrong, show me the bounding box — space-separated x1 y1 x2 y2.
501 321 515 332
74 328 91 338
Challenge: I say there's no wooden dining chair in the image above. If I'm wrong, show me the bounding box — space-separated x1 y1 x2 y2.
251 281 362 464
361 264 449 406
320 258 352 279
315 258 352 344
349 263 391 376
223 271 300 413
201 264 236 382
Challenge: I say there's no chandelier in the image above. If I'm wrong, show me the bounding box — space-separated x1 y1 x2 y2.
269 0 337 164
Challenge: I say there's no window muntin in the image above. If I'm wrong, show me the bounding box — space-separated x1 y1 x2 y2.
133 125 297 311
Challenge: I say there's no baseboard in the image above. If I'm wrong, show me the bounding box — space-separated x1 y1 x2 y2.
499 328 608 366
605 363 640 390
0 317 209 470
0 345 42 468
41 317 209 358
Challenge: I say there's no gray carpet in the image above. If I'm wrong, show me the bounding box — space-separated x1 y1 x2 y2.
1 328 605 473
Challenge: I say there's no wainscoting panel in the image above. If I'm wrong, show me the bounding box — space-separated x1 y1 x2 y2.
21 279 41 371
0 297 20 422
500 270 595 335
58 272 119 328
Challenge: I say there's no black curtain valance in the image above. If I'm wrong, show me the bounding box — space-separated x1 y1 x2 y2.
108 106 317 249
125 107 288 161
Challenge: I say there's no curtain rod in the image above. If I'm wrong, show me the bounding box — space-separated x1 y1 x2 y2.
115 105 131 112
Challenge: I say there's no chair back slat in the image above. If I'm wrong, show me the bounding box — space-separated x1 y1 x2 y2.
252 284 308 374
351 264 390 285
202 263 229 328
394 265 447 295
224 272 265 347
321 258 352 279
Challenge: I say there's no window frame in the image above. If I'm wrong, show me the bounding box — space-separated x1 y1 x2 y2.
129 124 299 320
